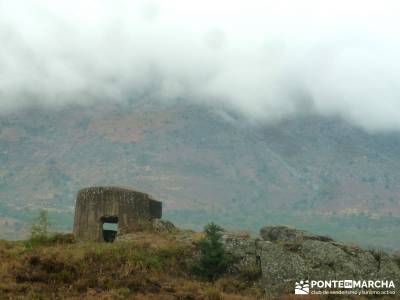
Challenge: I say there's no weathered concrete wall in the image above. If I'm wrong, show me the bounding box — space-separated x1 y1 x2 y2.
73 187 162 241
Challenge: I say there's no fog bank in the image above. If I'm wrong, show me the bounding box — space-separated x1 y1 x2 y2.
1 0 400 131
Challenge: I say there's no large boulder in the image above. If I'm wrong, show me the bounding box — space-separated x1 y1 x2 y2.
257 240 307 294
221 231 260 276
220 225 400 295
260 225 333 243
392 251 400 267
151 219 176 233
299 240 378 279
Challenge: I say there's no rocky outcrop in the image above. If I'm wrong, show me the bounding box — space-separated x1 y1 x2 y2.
114 220 400 295
260 225 333 243
222 225 400 295
221 231 260 277
151 219 176 233
116 219 176 241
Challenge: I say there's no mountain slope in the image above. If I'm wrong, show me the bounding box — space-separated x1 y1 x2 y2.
0 101 399 248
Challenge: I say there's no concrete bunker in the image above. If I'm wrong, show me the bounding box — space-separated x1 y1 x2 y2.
73 186 162 242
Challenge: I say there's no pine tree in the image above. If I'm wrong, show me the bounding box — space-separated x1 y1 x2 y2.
193 222 233 281
30 210 50 242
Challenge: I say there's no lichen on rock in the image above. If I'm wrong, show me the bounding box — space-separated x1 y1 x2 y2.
220 225 400 295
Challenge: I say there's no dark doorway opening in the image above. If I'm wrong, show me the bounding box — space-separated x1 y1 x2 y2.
100 216 118 242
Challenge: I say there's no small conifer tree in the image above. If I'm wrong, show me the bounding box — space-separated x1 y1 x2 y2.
30 210 50 243
193 222 233 281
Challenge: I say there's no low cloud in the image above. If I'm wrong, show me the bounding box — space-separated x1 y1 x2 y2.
1 0 400 131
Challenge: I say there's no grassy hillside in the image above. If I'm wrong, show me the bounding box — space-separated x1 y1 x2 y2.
1 225 398 300
1 101 400 249
0 231 267 300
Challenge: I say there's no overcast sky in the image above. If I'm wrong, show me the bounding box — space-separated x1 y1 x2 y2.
1 0 400 131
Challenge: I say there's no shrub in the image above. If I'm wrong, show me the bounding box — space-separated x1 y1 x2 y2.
48 233 76 244
27 210 51 246
192 222 233 281
30 210 50 238
26 211 75 247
